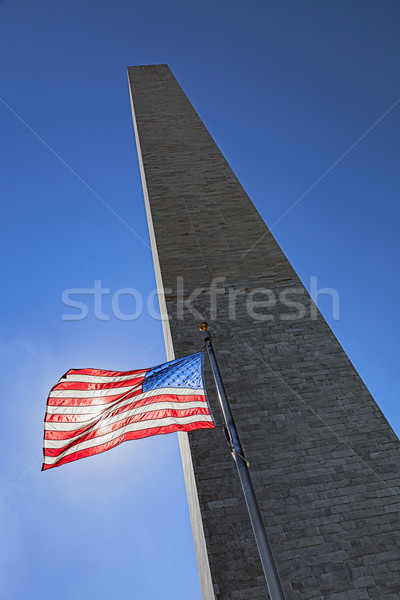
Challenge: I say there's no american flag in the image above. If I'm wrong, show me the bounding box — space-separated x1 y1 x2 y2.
42 352 214 470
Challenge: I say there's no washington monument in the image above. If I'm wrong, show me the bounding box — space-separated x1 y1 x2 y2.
128 64 400 600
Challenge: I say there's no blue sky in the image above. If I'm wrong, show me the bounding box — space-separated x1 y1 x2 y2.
1 1 399 598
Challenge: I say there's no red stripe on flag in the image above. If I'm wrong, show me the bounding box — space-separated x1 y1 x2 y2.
65 368 149 377
44 405 212 446
42 420 215 470
51 376 145 392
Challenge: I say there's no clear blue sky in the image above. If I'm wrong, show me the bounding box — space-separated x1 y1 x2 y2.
1 1 399 598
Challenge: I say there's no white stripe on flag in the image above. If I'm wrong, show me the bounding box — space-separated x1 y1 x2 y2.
44 400 209 434
46 387 205 415
49 382 142 398
61 372 147 384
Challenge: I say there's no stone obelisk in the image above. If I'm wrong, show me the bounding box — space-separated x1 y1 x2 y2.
128 64 400 600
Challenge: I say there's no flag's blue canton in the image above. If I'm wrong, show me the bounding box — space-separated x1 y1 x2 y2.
143 352 203 392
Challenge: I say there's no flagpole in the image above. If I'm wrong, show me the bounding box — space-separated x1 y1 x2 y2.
200 323 286 600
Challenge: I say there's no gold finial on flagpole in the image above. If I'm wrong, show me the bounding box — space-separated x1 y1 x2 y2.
199 322 209 332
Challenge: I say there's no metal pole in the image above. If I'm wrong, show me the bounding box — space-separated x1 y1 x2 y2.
200 323 286 600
